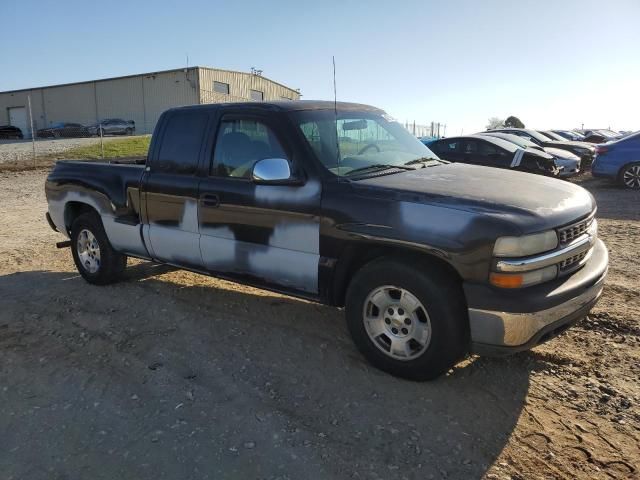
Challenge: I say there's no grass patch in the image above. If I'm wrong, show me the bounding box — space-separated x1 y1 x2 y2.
59 135 151 160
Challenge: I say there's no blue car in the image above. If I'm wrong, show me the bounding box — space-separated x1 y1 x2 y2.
592 131 640 189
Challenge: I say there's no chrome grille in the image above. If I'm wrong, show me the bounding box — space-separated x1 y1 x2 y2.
559 249 589 271
558 216 593 245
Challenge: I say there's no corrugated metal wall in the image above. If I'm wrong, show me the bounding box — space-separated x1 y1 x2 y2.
95 76 146 132
0 67 300 136
198 68 300 104
0 89 46 135
141 70 200 132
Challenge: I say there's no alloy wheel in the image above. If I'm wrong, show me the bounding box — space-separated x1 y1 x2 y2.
76 229 101 273
622 165 640 189
362 285 432 361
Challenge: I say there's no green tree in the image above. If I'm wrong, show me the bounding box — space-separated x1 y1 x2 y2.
486 117 504 129
504 116 525 128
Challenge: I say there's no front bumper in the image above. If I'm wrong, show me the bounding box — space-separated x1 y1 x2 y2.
467 238 608 355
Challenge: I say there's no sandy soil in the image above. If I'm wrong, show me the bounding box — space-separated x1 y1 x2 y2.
0 169 638 480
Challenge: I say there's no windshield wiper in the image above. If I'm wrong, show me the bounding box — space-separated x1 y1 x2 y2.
404 157 445 166
344 164 415 176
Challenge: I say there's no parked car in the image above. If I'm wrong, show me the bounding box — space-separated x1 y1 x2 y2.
0 125 24 139
592 131 640 189
88 118 136 136
429 135 560 176
552 130 586 141
37 122 91 138
45 101 608 380
487 128 596 168
480 132 580 177
540 130 571 142
582 129 621 144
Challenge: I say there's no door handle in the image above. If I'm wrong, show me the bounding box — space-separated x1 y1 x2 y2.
200 194 220 207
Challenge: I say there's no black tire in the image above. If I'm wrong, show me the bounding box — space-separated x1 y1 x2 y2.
345 257 468 381
70 212 127 285
125 127 133 135
619 162 640 189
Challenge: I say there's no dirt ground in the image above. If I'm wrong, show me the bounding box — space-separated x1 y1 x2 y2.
0 169 638 480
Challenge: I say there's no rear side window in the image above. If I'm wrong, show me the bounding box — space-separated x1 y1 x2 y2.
439 140 459 153
156 112 208 174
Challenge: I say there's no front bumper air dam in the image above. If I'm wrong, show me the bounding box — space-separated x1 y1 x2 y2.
468 239 608 356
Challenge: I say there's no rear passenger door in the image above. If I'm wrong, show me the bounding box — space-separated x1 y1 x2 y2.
142 110 210 269
197 111 322 295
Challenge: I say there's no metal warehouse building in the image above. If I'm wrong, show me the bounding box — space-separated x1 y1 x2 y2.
0 67 301 137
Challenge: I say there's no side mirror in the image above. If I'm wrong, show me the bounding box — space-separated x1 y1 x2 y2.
251 158 298 185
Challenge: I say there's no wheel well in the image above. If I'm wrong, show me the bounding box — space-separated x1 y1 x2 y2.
64 202 99 233
331 243 463 307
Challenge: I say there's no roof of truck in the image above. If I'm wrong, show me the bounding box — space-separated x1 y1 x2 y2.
168 100 384 114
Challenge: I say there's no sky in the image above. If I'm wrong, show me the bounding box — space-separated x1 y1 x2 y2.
2 0 639 134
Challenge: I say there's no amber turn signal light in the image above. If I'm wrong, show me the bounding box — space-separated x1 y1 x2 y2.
489 272 524 288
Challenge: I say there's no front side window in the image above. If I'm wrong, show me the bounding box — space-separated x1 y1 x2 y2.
250 90 264 101
295 111 439 176
214 81 230 95
212 118 288 178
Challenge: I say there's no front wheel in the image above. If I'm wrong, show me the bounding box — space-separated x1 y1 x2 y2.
620 163 640 189
70 212 127 285
345 258 468 380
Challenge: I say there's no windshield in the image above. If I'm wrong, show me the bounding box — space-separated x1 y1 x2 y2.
564 130 585 140
294 110 439 176
542 131 566 141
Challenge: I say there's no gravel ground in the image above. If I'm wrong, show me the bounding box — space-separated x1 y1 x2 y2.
0 170 638 480
0 136 142 165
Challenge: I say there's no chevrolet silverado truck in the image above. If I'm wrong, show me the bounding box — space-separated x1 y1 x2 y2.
45 101 608 380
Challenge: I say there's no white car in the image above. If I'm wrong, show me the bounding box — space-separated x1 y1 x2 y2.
545 147 581 177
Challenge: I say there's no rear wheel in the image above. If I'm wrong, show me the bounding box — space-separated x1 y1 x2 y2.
125 127 133 135
620 163 640 189
70 212 127 285
345 258 468 380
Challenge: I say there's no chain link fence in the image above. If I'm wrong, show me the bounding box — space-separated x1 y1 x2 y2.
0 94 155 170
0 90 447 171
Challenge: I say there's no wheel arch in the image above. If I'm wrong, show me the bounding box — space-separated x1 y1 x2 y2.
64 201 100 234
330 242 464 308
618 161 640 185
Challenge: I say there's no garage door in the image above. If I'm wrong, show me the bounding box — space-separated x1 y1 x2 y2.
8 107 28 139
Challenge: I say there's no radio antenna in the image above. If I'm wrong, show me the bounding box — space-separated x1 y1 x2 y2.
332 56 341 173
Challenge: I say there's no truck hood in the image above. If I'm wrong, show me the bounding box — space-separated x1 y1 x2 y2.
354 162 595 233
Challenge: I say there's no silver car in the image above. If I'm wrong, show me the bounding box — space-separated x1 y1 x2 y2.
544 147 581 177
89 118 135 136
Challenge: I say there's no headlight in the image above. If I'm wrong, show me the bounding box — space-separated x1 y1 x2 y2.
490 265 558 288
493 230 558 257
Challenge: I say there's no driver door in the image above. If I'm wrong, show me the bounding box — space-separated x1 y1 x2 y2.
198 111 322 295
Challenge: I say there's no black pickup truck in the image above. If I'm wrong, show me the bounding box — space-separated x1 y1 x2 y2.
45 101 608 380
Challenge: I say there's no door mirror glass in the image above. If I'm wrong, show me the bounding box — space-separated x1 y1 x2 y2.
252 158 294 184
